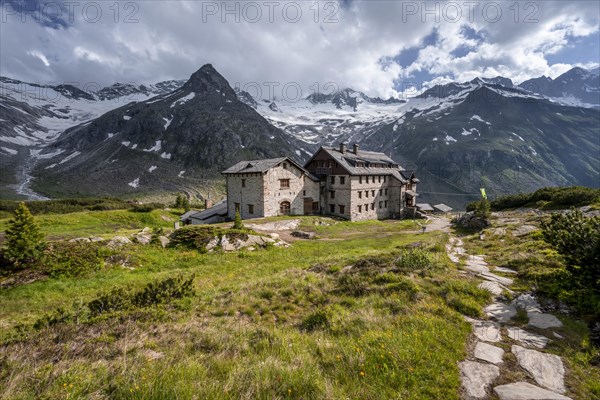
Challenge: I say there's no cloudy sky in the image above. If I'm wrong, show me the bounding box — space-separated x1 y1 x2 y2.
1 0 599 99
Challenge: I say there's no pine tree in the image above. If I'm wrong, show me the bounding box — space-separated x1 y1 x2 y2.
233 210 244 230
175 193 183 208
3 202 46 268
182 196 190 212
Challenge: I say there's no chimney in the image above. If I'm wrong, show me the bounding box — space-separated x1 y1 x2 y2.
339 143 347 154
353 144 359 154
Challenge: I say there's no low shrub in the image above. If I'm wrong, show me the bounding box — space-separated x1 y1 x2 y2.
299 309 329 331
468 186 600 211
395 248 434 272
45 242 104 278
169 226 253 250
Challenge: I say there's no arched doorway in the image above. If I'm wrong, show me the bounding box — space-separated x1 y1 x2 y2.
280 201 291 215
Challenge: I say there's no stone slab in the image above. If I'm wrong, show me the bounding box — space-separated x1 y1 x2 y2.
494 382 571 400
485 302 517 323
474 342 504 365
512 345 566 394
507 327 550 349
459 360 500 399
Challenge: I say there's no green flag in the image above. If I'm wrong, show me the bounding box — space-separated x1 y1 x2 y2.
480 188 487 200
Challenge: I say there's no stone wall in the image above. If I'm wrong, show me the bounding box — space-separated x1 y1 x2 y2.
226 172 265 220
263 162 307 217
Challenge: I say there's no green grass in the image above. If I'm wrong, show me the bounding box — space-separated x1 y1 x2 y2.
0 212 475 400
0 209 181 240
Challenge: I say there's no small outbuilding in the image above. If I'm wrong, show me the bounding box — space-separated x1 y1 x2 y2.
417 203 434 213
433 203 453 213
181 200 228 225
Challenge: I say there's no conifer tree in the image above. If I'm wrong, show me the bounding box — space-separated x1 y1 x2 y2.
3 202 46 268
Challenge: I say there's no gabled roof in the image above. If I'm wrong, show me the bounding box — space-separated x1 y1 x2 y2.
223 157 319 181
305 146 410 182
222 157 288 174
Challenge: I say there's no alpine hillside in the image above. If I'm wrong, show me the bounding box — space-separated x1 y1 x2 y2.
28 65 300 198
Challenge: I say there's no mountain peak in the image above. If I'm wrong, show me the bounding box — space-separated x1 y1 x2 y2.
183 64 234 96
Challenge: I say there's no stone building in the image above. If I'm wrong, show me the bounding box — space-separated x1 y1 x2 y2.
222 144 419 221
223 157 320 220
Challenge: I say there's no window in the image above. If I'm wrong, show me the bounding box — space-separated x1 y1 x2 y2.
385 200 388 208
280 201 291 215
371 203 375 210
379 201 383 208
329 204 335 213
234 203 240 212
283 162 287 169
280 179 290 189
241 179 246 188
364 204 368 211
312 202 319 212
365 191 369 198
384 176 387 182
371 190 375 197
330 190 335 199
359 176 362 184
358 191 362 199
331 176 335 184
366 176 369 184
340 176 345 185
379 189 383 196
378 176 381 183
385 189 388 195
358 205 362 213
248 204 254 214
303 190 306 196
339 205 345 214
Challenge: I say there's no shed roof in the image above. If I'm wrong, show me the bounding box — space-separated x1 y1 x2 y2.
183 200 228 221
433 203 453 213
417 203 434 212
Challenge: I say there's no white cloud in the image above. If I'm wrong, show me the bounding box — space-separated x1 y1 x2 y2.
1 1 598 95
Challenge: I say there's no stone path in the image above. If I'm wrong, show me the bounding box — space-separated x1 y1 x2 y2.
446 237 572 400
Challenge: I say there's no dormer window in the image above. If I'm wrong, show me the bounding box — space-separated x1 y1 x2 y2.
283 162 287 169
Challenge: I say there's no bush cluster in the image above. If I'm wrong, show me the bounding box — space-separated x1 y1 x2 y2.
169 226 253 250
35 275 196 328
394 248 434 272
44 242 104 278
467 186 600 211
0 198 138 215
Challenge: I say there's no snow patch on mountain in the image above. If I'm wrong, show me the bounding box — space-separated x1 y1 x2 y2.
171 92 195 108
60 151 81 164
128 178 140 188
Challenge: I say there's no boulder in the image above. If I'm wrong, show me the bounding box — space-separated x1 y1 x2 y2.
528 312 563 329
68 237 91 243
494 382 572 400
291 230 316 239
453 213 490 230
158 236 170 248
513 225 538 237
107 236 132 248
133 234 152 245
459 360 500 398
89 236 105 242
512 345 566 393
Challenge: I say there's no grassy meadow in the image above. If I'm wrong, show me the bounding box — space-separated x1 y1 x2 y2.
0 209 490 400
